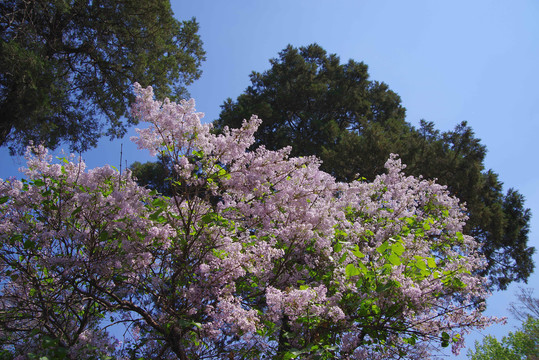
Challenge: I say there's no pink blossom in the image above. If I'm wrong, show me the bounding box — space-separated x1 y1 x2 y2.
0 85 502 359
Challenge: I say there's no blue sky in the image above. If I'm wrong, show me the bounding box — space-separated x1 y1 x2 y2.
1 0 538 357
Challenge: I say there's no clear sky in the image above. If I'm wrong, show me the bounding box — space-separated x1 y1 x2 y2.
1 0 538 357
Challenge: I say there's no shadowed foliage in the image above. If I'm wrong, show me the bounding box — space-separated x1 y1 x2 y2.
213 44 534 290
0 0 205 154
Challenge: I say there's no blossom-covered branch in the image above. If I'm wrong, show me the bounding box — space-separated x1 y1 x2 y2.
0 84 502 359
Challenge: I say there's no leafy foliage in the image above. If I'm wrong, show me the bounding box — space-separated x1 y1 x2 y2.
0 85 501 359
214 44 534 290
0 0 205 154
130 155 175 196
468 289 539 360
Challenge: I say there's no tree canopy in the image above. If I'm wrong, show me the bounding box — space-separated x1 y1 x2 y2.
0 0 205 154
0 84 500 359
214 44 534 290
467 318 539 360
468 289 539 360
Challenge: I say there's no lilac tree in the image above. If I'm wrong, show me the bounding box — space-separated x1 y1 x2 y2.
0 84 501 359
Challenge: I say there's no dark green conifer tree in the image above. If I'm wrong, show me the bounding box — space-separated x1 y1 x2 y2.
214 44 534 290
1 0 205 154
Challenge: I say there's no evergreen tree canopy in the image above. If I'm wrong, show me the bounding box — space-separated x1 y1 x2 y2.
214 44 534 290
130 155 175 196
0 0 205 154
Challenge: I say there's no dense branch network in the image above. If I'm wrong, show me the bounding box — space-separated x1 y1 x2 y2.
0 84 502 359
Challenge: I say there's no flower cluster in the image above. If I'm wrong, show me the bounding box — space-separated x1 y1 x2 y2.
0 84 502 359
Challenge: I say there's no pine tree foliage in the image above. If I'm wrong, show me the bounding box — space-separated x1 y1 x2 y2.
214 44 534 290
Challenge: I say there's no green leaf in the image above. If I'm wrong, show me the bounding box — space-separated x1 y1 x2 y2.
376 241 388 254
415 256 427 271
10 233 23 244
405 217 416 226
149 209 164 221
345 263 362 277
201 213 214 224
71 206 82 216
352 244 365 258
23 239 36 250
403 335 417 345
32 179 46 187
151 197 167 208
391 241 405 256
356 261 368 273
388 253 402 266
441 331 450 347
